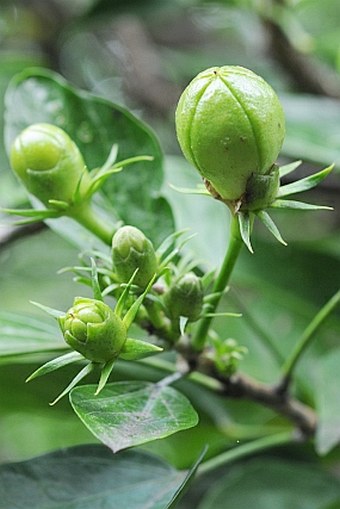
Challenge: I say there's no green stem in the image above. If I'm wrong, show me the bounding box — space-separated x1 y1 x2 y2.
197 431 294 477
281 289 340 386
68 203 115 246
191 215 243 351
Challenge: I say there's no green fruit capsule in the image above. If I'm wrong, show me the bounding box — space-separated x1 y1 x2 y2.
58 297 127 363
175 66 285 207
164 272 203 323
10 123 90 206
112 225 158 289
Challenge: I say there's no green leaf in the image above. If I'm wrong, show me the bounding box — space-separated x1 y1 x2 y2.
70 381 199 452
315 348 340 456
4 68 174 246
277 165 334 198
0 444 201 509
0 311 65 360
119 337 163 360
166 446 208 509
198 458 340 509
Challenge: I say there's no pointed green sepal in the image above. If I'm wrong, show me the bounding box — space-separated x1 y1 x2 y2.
119 337 163 360
85 166 123 198
237 212 254 253
95 358 116 395
48 199 70 210
157 229 190 259
90 258 103 301
179 316 189 335
277 164 334 198
279 160 302 178
50 362 95 406
114 268 139 319
256 210 287 246
123 274 156 329
169 183 211 196
202 312 242 318
26 351 83 382
1 207 60 219
99 144 119 173
271 199 333 211
29 300 64 318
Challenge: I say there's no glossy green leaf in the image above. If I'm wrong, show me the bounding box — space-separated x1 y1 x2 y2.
0 311 65 360
4 68 174 246
0 444 200 509
315 348 340 456
70 381 199 452
198 459 340 509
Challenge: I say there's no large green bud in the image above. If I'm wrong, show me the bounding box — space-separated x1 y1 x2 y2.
175 66 285 209
112 225 158 289
164 272 203 323
58 297 127 363
10 123 90 206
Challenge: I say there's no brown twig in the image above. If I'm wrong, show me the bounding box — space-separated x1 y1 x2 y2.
177 347 317 438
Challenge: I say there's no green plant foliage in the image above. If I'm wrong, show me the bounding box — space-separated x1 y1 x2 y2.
0 445 203 509
70 382 199 452
197 459 340 509
0 311 65 361
4 68 174 246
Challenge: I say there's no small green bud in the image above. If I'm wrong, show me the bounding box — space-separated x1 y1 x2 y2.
164 272 203 323
10 123 90 206
112 225 158 288
58 297 127 363
175 66 285 209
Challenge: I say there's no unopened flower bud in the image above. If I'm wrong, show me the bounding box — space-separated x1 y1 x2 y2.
164 272 203 322
10 123 90 206
112 225 158 288
58 297 127 362
175 66 285 209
